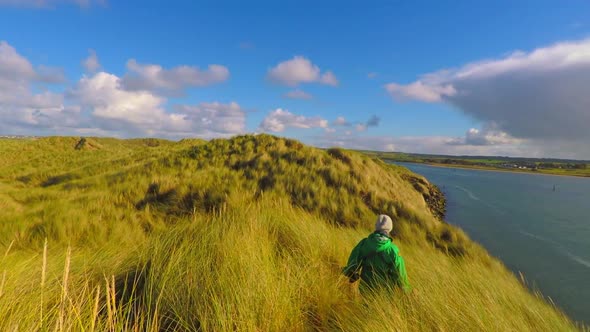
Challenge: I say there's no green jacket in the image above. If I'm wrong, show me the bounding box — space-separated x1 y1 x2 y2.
343 232 410 292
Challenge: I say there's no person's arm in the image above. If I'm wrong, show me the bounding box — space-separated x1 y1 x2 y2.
342 239 365 281
394 253 411 291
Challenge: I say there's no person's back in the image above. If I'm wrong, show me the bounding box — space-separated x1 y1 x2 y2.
343 214 410 294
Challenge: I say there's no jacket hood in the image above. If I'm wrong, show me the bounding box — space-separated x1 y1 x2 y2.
365 232 394 252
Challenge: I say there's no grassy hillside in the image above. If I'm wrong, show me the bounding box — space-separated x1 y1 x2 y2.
0 135 584 331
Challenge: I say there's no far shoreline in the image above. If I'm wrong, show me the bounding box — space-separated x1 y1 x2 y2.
388 160 590 179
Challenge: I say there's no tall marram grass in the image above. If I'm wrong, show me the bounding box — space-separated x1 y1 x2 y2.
0 197 582 331
0 135 585 331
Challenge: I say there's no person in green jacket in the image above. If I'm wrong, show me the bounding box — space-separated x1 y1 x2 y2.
343 214 410 294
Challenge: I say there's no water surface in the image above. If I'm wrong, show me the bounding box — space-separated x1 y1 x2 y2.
395 162 590 324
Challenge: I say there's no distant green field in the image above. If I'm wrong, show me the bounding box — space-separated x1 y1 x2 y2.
360 150 590 177
0 136 584 331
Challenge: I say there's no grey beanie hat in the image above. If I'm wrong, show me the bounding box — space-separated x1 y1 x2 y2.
375 214 393 234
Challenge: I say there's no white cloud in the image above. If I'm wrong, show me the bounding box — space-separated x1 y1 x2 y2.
325 127 336 133
267 56 339 86
333 115 379 132
174 101 246 136
367 72 378 79
0 41 69 133
69 72 191 135
24 105 81 129
0 94 73 133
120 59 229 94
0 41 36 80
82 49 100 72
424 124 523 149
385 81 456 102
456 126 521 146
0 41 243 139
319 71 338 86
259 108 328 132
68 71 246 138
384 38 590 146
284 89 313 100
333 116 350 126
0 41 65 84
36 65 66 83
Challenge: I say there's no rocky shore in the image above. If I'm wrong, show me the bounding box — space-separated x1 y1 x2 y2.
402 173 446 221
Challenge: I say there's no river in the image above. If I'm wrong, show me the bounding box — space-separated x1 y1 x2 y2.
395 162 590 325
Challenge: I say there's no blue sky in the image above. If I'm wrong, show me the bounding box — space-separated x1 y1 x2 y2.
1 0 590 158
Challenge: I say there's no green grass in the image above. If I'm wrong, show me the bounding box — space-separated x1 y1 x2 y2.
0 135 585 331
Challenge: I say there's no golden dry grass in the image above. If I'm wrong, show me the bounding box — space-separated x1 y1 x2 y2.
0 135 584 331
